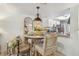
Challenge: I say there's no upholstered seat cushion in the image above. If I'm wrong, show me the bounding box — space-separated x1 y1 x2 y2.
35 42 57 55
15 43 29 54
19 43 29 52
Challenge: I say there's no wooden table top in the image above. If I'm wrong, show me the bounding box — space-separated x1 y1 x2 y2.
25 35 44 39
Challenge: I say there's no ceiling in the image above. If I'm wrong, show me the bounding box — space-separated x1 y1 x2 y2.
0 3 78 19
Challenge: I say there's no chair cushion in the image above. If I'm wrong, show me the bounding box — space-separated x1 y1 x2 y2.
15 43 29 54
35 44 44 55
35 42 57 55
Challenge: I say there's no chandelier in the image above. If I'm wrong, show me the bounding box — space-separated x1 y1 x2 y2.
34 6 42 21
33 6 42 30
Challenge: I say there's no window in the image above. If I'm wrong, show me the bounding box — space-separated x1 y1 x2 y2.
48 19 60 27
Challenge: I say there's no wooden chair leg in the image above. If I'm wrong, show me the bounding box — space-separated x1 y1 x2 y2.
29 44 32 56
35 50 37 56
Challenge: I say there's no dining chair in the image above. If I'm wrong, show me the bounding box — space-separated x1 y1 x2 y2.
34 32 57 56
7 37 30 56
15 39 30 56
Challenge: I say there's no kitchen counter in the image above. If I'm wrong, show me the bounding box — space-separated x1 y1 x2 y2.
57 33 70 38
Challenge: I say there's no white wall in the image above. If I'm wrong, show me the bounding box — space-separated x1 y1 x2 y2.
0 13 34 55
57 5 79 56
42 18 49 27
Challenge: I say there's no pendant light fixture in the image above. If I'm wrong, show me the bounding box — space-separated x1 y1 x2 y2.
33 6 42 31
34 6 42 21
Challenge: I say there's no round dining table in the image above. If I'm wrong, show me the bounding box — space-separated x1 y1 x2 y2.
25 35 44 56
